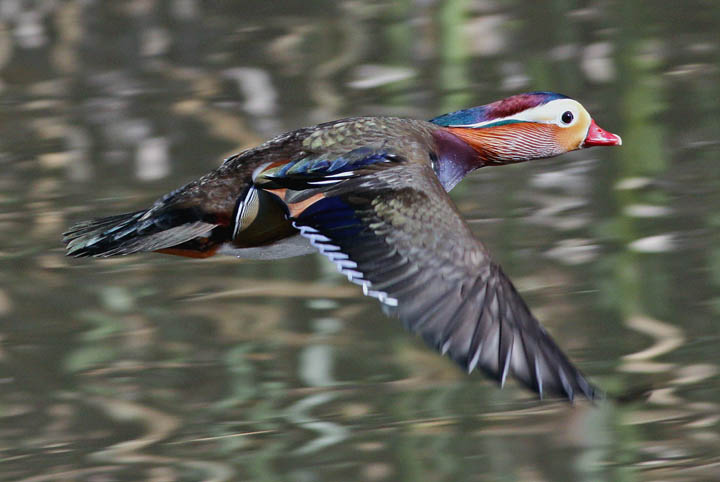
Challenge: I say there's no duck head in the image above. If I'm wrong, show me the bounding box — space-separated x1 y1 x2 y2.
430 92 621 167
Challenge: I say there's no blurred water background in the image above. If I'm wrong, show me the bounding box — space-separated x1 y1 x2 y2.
1 1 719 480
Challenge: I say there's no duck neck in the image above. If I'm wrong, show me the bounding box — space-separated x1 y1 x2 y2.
431 128 486 191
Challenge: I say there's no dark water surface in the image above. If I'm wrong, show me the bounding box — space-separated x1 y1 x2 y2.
1 1 719 481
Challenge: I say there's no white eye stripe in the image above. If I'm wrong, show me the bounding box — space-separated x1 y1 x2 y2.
449 98 584 129
448 111 553 128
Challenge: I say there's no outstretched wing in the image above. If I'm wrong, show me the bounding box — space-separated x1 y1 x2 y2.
261 152 599 401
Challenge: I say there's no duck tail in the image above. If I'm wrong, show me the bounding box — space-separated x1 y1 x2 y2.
63 208 217 258
64 211 146 257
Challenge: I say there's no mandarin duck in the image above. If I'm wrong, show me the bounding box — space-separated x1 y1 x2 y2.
64 92 621 401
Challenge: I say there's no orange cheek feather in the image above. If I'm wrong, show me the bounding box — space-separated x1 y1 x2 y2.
448 123 563 162
554 124 584 151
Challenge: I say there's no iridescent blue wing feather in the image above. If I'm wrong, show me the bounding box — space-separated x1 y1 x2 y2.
257 147 402 191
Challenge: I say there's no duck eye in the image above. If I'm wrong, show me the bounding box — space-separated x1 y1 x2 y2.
561 111 574 124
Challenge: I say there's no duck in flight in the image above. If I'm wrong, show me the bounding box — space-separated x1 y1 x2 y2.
64 92 621 401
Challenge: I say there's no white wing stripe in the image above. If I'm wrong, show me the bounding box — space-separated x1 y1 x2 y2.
294 222 398 307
